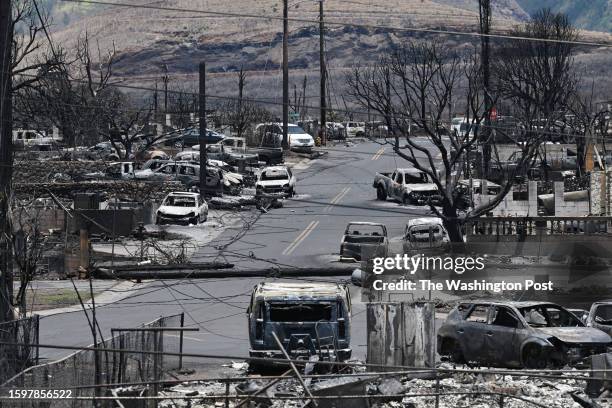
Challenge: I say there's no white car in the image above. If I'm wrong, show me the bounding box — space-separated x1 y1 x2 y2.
344 122 365 138
156 192 208 225
254 123 315 152
174 150 200 161
450 116 479 137
256 166 296 197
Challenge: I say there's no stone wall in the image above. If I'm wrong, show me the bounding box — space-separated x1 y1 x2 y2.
473 180 538 216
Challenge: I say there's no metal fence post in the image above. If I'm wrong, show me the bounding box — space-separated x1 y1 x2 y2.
225 380 230 408
153 331 159 408
499 395 504 408
434 369 440 408
35 315 40 365
179 313 185 370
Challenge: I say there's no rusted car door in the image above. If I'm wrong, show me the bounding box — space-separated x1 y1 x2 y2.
459 304 490 363
485 306 522 366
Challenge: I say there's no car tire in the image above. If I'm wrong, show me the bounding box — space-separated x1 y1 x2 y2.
155 216 162 225
402 194 412 205
446 339 465 364
376 185 387 200
190 216 198 225
523 344 548 369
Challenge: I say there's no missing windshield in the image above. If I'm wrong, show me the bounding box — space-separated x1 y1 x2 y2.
519 305 582 327
268 303 333 322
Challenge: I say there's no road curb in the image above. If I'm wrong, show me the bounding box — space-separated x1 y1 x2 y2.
32 280 140 317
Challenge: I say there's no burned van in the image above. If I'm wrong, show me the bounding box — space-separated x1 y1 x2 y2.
247 282 352 364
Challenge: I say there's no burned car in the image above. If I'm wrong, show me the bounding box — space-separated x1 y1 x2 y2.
247 282 352 368
403 217 449 253
586 301 612 336
438 301 612 369
340 222 388 262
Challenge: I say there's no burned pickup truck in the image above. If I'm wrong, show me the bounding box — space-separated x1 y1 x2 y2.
340 222 388 262
438 301 612 369
247 282 352 369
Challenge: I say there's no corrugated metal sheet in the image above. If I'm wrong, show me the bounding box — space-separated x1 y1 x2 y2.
366 302 436 372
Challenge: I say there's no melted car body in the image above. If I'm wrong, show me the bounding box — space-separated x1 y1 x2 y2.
438 301 612 368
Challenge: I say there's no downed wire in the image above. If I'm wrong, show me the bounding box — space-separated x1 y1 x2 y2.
1 341 610 379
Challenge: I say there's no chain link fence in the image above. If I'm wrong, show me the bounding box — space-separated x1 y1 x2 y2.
1 313 184 408
0 316 40 386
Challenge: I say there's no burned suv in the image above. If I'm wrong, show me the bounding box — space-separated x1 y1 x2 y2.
586 301 612 336
438 301 612 369
247 282 352 368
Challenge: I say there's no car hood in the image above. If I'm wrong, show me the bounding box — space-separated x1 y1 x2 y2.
536 327 612 344
157 206 196 216
290 135 314 144
257 180 289 187
134 169 153 178
591 323 612 336
407 184 439 192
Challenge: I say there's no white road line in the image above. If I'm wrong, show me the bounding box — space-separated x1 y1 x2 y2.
282 221 320 256
371 147 385 161
325 187 351 212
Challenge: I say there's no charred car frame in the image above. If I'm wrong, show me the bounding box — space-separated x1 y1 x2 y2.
247 282 352 368
438 301 612 369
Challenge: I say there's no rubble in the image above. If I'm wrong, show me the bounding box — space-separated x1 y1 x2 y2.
157 366 590 408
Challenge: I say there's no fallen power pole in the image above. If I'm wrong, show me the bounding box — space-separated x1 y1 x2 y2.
199 62 207 193
0 0 13 323
95 265 354 280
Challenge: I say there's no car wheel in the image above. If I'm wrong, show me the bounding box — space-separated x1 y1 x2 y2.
155 216 162 225
376 185 387 200
523 344 548 369
446 339 465 364
402 194 412 205
289 187 295 197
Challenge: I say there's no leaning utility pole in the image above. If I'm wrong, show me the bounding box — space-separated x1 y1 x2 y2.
479 0 492 177
0 0 13 323
282 0 289 149
319 0 327 145
199 62 207 194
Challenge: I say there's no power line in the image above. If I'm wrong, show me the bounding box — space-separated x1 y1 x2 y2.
58 0 612 47
10 71 612 142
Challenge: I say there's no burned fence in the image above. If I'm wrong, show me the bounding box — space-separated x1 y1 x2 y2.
0 313 184 408
0 316 39 385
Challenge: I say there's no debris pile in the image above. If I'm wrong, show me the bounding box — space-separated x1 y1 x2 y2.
154 365 590 408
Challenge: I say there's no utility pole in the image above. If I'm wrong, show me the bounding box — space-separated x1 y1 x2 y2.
0 0 13 323
238 67 245 137
162 64 169 113
319 0 327 145
199 62 207 194
153 81 158 115
479 0 492 178
282 0 289 149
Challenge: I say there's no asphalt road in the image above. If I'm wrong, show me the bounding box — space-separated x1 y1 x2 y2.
38 140 441 366
192 139 437 269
